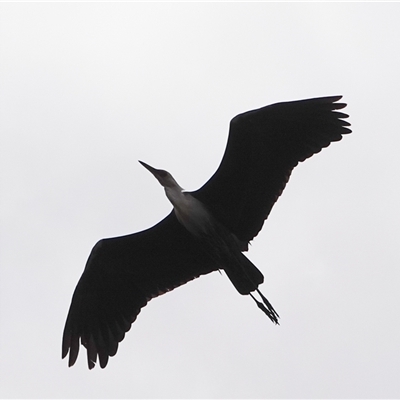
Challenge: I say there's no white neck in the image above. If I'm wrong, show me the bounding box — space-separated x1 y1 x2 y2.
165 185 212 236
164 185 185 209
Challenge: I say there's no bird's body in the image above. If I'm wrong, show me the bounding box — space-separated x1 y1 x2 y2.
140 162 268 305
62 96 351 369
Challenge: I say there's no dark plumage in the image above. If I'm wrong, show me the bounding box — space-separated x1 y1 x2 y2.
62 95 351 369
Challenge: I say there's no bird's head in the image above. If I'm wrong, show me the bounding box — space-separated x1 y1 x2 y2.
139 161 180 189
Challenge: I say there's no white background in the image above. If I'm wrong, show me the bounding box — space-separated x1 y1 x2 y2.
1 3 399 398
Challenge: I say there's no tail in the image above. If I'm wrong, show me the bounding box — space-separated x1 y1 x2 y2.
224 253 280 324
224 252 263 294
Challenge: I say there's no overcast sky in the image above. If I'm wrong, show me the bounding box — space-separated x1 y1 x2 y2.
1 2 400 398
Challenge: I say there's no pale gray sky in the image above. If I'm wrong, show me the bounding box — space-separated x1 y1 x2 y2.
1 2 399 398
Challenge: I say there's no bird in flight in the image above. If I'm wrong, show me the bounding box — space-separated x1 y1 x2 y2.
62 96 351 369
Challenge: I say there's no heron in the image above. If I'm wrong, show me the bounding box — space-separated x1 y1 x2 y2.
62 95 351 369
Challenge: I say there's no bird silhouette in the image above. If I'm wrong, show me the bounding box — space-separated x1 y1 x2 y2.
62 95 351 369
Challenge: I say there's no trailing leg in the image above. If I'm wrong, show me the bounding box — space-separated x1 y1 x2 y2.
249 289 279 324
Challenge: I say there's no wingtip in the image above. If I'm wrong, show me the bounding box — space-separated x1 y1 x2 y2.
331 95 343 102
61 345 68 360
314 95 343 103
61 330 71 360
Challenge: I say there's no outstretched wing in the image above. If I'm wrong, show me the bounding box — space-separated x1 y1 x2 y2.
192 96 351 243
62 211 218 369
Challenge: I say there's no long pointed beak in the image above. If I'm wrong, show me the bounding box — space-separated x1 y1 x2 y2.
139 160 174 188
139 160 164 180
